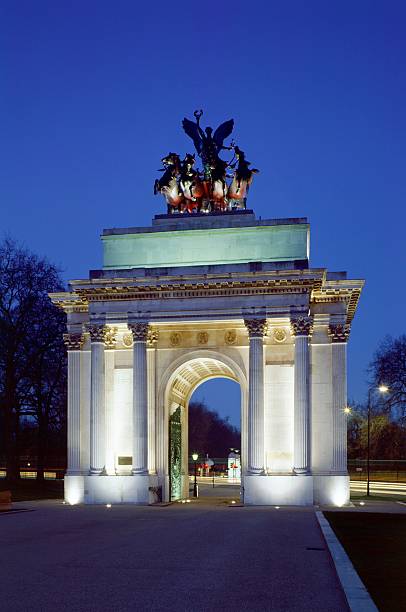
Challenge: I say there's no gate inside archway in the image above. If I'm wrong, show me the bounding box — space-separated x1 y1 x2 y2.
166 356 243 501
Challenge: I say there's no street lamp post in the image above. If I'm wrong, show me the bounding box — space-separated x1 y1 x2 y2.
366 385 389 497
192 453 198 498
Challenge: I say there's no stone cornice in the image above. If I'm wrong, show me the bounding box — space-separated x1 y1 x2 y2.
290 316 313 337
77 277 320 302
311 281 364 324
49 271 364 325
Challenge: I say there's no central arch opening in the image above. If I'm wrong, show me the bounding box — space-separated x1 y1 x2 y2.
188 378 241 499
166 355 246 503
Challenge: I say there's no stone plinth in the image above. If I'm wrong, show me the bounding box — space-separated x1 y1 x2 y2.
102 214 309 270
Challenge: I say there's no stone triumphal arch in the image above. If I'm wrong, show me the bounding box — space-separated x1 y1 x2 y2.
51 211 364 506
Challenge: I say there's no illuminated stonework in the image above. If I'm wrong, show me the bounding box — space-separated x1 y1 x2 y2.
197 331 209 345
170 332 181 347
50 212 364 507
122 333 133 347
273 328 287 343
225 330 237 345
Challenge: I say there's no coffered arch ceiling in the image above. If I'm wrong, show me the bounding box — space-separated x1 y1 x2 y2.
169 357 238 407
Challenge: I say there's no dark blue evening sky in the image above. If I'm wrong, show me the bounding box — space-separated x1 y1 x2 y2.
2 1 406 427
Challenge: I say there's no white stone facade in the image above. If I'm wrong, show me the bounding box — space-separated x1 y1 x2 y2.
52 213 363 506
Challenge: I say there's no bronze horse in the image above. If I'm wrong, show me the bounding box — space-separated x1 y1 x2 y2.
154 153 184 213
179 153 205 213
228 146 259 209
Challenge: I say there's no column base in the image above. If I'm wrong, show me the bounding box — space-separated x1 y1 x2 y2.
244 474 314 506
65 474 159 505
313 474 350 506
64 475 85 505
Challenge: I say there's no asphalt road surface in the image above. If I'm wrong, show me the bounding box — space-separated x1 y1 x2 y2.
0 499 348 612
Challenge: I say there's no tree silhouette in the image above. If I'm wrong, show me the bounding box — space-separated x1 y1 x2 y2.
188 400 240 457
0 238 66 482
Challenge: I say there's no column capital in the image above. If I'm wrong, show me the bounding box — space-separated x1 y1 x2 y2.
104 326 118 349
244 318 268 338
63 333 84 351
86 324 107 343
147 329 159 346
290 316 313 337
329 323 351 343
128 322 149 342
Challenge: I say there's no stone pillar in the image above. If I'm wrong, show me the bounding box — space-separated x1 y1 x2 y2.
290 316 313 474
329 324 350 473
104 327 117 475
63 333 84 474
88 325 107 475
147 330 158 474
244 318 267 474
129 322 149 475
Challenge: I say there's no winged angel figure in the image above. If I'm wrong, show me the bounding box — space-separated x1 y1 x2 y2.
182 110 234 181
154 110 258 213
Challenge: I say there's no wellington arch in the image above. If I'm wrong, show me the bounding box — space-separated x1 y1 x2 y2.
50 209 364 507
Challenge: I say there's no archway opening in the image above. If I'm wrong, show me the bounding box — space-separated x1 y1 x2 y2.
166 355 245 503
189 378 241 500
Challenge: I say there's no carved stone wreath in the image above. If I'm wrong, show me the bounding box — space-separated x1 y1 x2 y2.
122 333 134 347
273 328 287 343
225 330 237 345
197 331 209 345
170 332 181 347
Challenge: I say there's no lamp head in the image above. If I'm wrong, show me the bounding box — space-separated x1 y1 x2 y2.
192 453 198 461
343 406 351 415
378 384 389 393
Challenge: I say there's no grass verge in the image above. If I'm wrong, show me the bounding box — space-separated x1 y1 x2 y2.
324 511 406 612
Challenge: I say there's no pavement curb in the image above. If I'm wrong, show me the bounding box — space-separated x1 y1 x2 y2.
316 511 378 612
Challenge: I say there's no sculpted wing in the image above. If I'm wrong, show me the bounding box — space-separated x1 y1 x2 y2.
213 119 234 148
182 118 203 155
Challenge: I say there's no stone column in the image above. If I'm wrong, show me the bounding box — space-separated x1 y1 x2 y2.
147 330 158 474
244 318 267 474
104 327 117 475
63 333 84 474
129 322 149 475
329 324 350 473
88 325 107 475
290 316 313 474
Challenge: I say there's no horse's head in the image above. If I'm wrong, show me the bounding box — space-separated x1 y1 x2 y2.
183 153 196 170
162 152 180 169
234 146 246 161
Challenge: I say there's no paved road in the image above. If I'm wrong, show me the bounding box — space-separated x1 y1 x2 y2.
0 500 348 612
